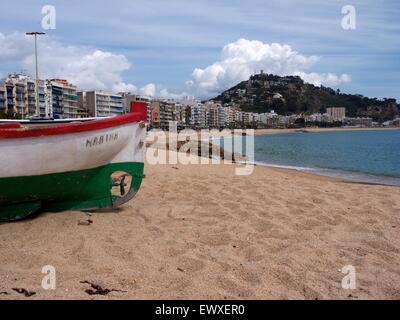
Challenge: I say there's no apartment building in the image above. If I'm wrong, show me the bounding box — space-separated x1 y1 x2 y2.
174 102 191 128
79 91 124 117
77 92 89 118
31 80 46 116
0 74 48 118
190 103 207 128
0 84 6 112
217 106 229 128
122 94 151 114
326 107 346 121
226 106 241 124
0 74 77 118
45 79 78 119
241 112 252 124
159 100 176 130
207 106 219 128
344 117 373 127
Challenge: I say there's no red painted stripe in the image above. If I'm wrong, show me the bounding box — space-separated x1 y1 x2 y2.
0 123 22 129
0 112 146 139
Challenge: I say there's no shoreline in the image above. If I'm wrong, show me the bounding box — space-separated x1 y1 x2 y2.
146 130 400 188
146 144 400 187
253 161 400 187
254 127 400 135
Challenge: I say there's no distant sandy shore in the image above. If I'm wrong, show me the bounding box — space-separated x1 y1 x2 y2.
254 127 400 135
1 153 400 300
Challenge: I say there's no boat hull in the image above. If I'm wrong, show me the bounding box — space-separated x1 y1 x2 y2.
0 111 146 221
0 162 144 221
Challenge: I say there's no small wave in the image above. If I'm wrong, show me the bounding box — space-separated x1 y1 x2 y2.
254 161 400 186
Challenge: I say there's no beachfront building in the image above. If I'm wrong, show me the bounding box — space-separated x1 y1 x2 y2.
344 117 373 127
76 92 89 118
326 107 346 121
259 110 278 126
0 84 5 112
0 74 48 118
207 105 219 128
32 80 47 117
218 106 229 128
226 106 241 124
305 112 332 124
79 91 124 117
148 100 161 128
150 106 161 128
188 102 206 128
173 102 187 128
122 94 151 114
241 112 252 125
389 118 400 127
262 111 281 127
159 99 176 130
46 79 78 119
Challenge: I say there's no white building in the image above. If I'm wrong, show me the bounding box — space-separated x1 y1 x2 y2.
47 79 78 119
326 107 346 121
190 103 207 128
217 106 229 128
0 74 69 118
78 91 124 117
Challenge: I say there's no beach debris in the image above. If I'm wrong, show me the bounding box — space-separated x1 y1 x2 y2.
80 280 126 296
0 291 10 295
12 288 36 297
172 166 179 170
78 219 93 226
177 267 185 273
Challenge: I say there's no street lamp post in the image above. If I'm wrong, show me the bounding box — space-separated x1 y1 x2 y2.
26 32 45 117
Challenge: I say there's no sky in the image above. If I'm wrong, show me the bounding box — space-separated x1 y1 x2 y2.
0 0 399 100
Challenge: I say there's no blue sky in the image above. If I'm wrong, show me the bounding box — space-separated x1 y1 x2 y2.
0 0 399 100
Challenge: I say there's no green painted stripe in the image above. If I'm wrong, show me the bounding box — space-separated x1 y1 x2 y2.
0 162 144 221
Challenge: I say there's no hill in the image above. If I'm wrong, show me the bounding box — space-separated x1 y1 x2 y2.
211 73 399 122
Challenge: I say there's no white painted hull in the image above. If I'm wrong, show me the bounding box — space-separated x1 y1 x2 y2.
0 122 145 178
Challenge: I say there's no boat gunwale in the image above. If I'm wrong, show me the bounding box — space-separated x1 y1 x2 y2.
0 112 146 139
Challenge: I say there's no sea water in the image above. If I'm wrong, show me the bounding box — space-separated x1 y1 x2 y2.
217 130 400 185
252 130 400 186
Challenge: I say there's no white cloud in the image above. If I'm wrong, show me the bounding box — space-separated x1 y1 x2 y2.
159 88 191 100
112 82 137 93
1 34 352 100
0 32 32 62
139 83 156 97
186 38 351 97
295 72 351 87
0 32 151 93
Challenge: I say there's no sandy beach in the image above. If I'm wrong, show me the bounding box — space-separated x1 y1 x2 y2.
1 155 400 300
